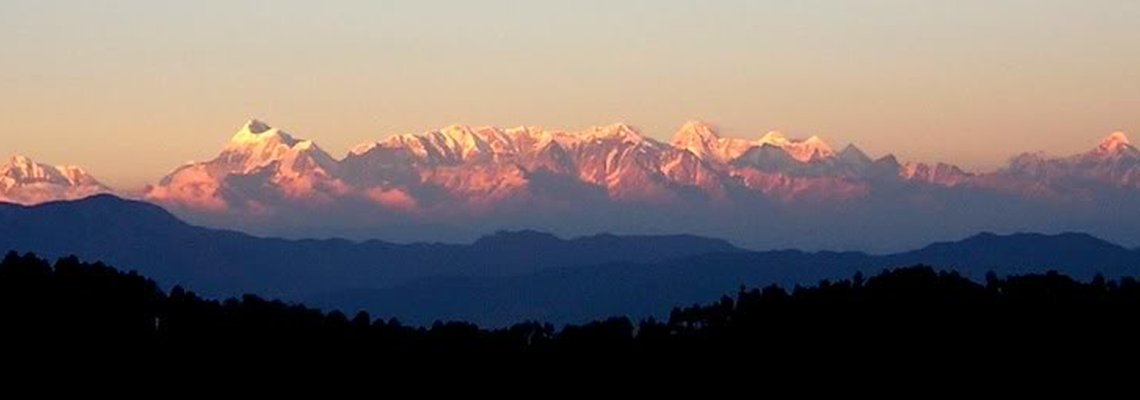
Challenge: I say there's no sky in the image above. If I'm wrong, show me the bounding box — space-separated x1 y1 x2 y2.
1 0 1138 189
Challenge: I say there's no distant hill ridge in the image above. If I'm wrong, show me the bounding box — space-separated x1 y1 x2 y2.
2 195 1138 325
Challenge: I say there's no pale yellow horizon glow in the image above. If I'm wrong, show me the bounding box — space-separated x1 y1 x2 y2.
2 1 1138 190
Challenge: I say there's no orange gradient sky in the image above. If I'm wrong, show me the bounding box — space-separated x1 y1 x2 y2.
2 0 1138 189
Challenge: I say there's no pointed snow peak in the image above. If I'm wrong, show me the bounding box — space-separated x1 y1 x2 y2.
2 155 49 178
1097 131 1131 153
586 123 644 144
671 120 722 159
758 131 790 146
801 135 835 155
472 126 517 154
441 124 473 135
436 124 478 143
439 124 492 157
0 155 107 194
229 119 300 147
679 120 719 137
214 120 336 175
755 131 834 162
672 120 720 145
604 122 638 135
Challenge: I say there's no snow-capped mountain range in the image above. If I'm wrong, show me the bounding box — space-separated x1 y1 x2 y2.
5 119 1139 250
143 119 1138 211
0 155 110 205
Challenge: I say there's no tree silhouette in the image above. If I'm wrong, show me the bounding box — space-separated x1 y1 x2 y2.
2 251 1140 358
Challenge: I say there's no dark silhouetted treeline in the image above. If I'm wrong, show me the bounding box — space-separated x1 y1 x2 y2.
3 251 1140 357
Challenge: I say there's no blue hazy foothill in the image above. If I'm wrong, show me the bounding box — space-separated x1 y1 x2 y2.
1 195 1137 326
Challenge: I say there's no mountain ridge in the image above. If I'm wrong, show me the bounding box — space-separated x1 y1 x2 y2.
318 228 1140 326
7 121 1140 251
0 195 743 298
143 119 1138 217
2 195 1138 325
0 155 111 206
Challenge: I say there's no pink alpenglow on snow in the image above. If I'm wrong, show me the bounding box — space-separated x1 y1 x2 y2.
0 155 110 205
8 120 1140 250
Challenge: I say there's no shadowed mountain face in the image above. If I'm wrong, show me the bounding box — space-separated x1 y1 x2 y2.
2 195 1139 326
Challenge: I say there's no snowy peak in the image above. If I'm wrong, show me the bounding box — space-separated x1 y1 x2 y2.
145 120 345 211
362 124 511 164
671 120 721 159
671 124 837 164
758 131 791 147
583 123 645 145
801 136 834 158
219 119 334 173
55 165 100 186
348 141 380 156
3 155 44 180
228 119 301 148
439 124 493 159
0 155 109 205
672 120 720 143
1096 131 1132 154
142 119 1140 219
9 155 33 167
755 131 835 162
1 155 99 186
473 126 517 155
998 131 1140 188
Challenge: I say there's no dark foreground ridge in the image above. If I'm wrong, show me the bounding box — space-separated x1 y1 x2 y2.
4 251 1140 358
